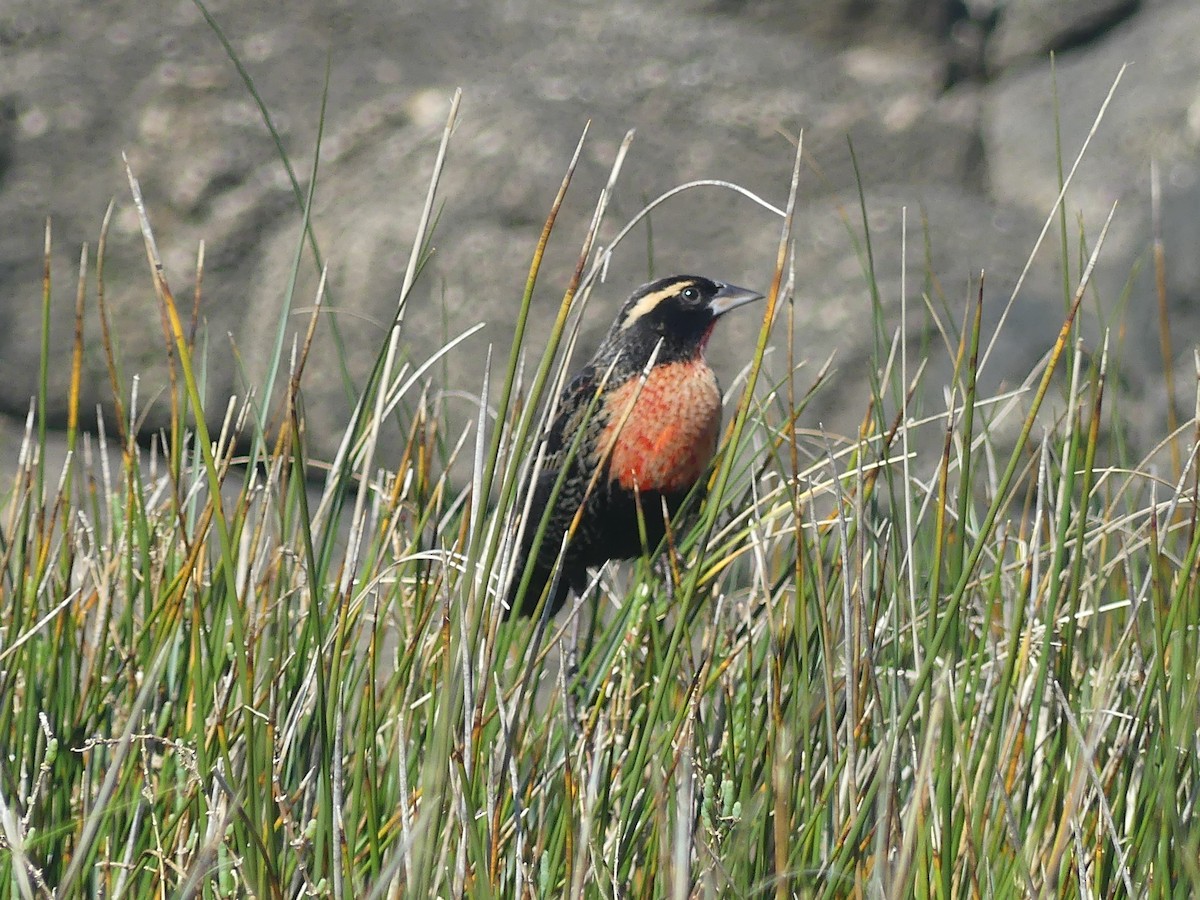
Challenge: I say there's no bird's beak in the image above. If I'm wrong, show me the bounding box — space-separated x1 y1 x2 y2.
708 283 765 317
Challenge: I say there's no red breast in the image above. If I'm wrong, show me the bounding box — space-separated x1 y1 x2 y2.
598 359 722 495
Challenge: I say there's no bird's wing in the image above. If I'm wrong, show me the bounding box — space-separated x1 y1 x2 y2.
543 365 600 460
506 365 600 615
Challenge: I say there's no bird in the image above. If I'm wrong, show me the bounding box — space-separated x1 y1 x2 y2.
505 274 764 619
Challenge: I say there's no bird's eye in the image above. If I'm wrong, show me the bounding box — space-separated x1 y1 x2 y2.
681 287 700 302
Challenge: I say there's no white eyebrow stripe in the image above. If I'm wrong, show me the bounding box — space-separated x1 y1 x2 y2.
619 280 695 329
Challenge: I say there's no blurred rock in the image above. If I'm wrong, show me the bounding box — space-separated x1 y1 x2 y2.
984 2 1200 419
0 0 1194 483
987 0 1140 73
782 184 1068 456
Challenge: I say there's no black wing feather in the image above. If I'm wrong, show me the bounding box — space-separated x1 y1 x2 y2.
504 366 600 618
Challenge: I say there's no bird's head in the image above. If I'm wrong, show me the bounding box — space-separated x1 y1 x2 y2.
603 275 764 366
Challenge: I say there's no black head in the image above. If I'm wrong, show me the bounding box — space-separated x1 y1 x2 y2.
602 275 763 365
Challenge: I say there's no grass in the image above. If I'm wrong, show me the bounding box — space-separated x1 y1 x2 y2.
1 55 1199 899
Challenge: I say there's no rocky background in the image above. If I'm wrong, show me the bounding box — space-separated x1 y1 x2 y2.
1 0 1196 475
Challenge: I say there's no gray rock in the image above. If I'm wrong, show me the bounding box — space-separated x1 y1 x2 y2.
988 0 1141 73
783 184 1070 458
0 0 979 465
984 1 1200 413
0 0 1192 484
